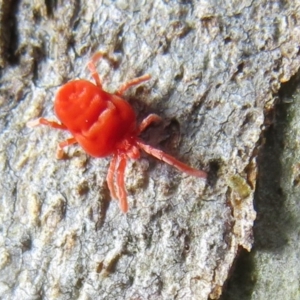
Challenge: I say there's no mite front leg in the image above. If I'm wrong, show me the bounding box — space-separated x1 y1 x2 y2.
106 154 118 200
136 139 207 179
116 154 128 213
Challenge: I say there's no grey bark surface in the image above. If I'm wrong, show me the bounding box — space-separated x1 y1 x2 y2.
0 1 299 299
221 71 300 300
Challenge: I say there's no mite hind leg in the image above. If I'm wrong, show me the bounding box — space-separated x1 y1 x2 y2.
87 52 105 88
27 118 67 130
56 138 77 159
27 118 77 159
116 74 151 96
138 114 162 134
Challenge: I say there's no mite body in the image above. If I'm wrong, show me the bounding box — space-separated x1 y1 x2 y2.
28 53 206 213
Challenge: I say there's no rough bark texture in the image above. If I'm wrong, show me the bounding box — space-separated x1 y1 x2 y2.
0 1 299 299
221 70 300 300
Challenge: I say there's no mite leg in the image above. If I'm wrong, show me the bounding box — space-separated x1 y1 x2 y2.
116 154 128 213
116 74 151 96
56 138 77 159
87 52 104 88
138 114 162 134
27 118 67 130
106 154 118 200
27 118 76 159
136 139 207 179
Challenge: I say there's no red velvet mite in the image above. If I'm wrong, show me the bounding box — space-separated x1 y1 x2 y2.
28 52 207 213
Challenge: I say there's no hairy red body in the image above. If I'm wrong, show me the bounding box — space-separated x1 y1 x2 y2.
28 53 206 213
55 80 137 157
